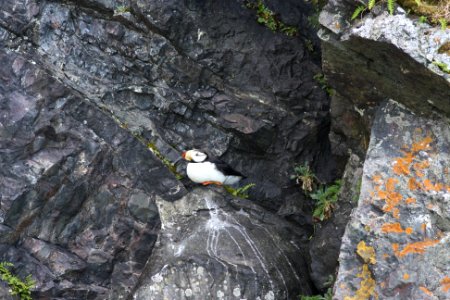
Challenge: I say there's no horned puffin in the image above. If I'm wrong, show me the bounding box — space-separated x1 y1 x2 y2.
182 149 243 185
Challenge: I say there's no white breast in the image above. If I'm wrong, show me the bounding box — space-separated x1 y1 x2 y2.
186 162 242 185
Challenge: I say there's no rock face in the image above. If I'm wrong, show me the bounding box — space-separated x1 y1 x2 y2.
134 187 312 300
319 1 450 299
334 100 450 299
0 0 332 299
0 48 185 299
319 0 450 157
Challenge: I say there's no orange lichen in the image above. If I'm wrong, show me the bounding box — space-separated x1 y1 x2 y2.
356 241 376 264
393 157 411 176
441 277 450 292
415 170 424 177
397 239 440 257
405 197 416 204
372 174 383 184
381 223 404 234
411 136 433 153
408 178 421 191
386 178 398 191
403 273 410 280
381 223 413 234
419 286 434 296
413 160 430 170
422 179 444 191
392 243 400 256
423 179 433 190
377 178 403 218
392 208 400 219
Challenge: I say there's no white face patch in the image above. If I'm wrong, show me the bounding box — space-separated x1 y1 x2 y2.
190 150 208 163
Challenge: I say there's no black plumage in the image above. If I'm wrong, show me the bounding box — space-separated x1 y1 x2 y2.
199 150 244 177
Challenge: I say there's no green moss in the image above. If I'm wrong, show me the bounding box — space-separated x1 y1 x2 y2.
106 109 184 180
313 73 335 96
114 5 130 14
246 0 299 36
146 142 184 180
224 183 256 199
0 262 35 300
432 61 450 73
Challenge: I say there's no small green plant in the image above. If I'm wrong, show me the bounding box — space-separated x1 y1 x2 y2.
246 0 298 36
114 5 130 14
310 180 342 222
432 61 450 74
350 0 396 21
305 39 315 52
291 164 317 193
418 15 428 23
313 73 335 96
387 0 396 15
299 288 333 300
438 17 447 30
0 262 35 300
351 5 367 20
224 183 256 199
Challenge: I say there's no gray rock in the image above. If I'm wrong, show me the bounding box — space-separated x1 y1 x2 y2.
133 187 313 299
334 100 450 299
0 0 332 298
128 191 159 223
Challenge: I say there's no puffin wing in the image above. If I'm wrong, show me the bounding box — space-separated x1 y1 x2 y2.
209 157 244 177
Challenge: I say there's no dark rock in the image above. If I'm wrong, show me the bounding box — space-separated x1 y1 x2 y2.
0 48 184 299
309 153 363 291
0 0 332 298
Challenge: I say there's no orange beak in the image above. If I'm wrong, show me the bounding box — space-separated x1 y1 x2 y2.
182 151 186 159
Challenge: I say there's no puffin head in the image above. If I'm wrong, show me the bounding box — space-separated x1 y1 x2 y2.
182 149 208 162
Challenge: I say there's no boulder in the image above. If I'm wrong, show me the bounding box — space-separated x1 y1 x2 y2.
334 100 450 299
134 187 313 299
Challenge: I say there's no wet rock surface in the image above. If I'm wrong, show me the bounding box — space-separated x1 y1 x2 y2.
134 187 312 300
0 0 332 299
334 100 450 299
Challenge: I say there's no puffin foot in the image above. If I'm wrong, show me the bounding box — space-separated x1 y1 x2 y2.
201 181 223 186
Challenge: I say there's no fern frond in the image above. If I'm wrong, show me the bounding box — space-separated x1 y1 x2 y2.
368 0 376 10
387 0 395 15
414 0 421 5
351 5 367 21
